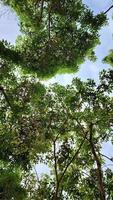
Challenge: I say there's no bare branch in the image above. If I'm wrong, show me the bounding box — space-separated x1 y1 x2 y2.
101 153 113 163
33 166 39 182
104 5 113 14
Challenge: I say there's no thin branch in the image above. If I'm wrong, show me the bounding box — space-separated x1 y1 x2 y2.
53 140 59 200
104 5 113 14
48 2 51 40
48 12 51 39
75 117 87 135
101 153 113 163
53 131 87 199
39 0 44 22
58 131 88 187
89 123 106 200
34 166 39 182
71 164 98 186
53 140 58 184
82 170 97 184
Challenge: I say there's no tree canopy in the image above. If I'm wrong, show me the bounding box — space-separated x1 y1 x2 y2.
0 0 107 78
1 67 113 199
0 1 113 200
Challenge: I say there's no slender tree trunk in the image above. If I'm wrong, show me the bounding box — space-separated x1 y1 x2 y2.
89 124 106 200
53 140 59 200
54 183 60 200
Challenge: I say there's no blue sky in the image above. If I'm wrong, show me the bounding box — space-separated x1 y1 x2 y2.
0 0 113 173
0 4 19 43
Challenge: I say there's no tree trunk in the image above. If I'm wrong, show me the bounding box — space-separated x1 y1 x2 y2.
89 124 106 200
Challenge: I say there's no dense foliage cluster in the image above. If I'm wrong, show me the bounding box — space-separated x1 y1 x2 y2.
0 0 107 78
0 0 113 200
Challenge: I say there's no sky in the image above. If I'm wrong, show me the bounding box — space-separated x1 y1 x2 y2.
0 1 113 174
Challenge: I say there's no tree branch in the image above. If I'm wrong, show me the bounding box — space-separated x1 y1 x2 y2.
48 2 51 40
34 166 39 182
53 140 58 184
81 170 97 185
53 140 59 200
101 153 113 163
48 12 51 39
39 0 44 22
57 131 88 192
104 5 113 14
89 123 106 200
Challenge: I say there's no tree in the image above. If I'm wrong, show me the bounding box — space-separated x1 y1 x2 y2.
0 0 107 78
0 68 46 168
0 1 113 199
26 69 112 200
1 66 113 199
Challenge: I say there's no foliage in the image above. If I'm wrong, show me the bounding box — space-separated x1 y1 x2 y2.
0 162 27 200
1 65 113 199
0 1 113 199
0 0 107 78
104 49 113 67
